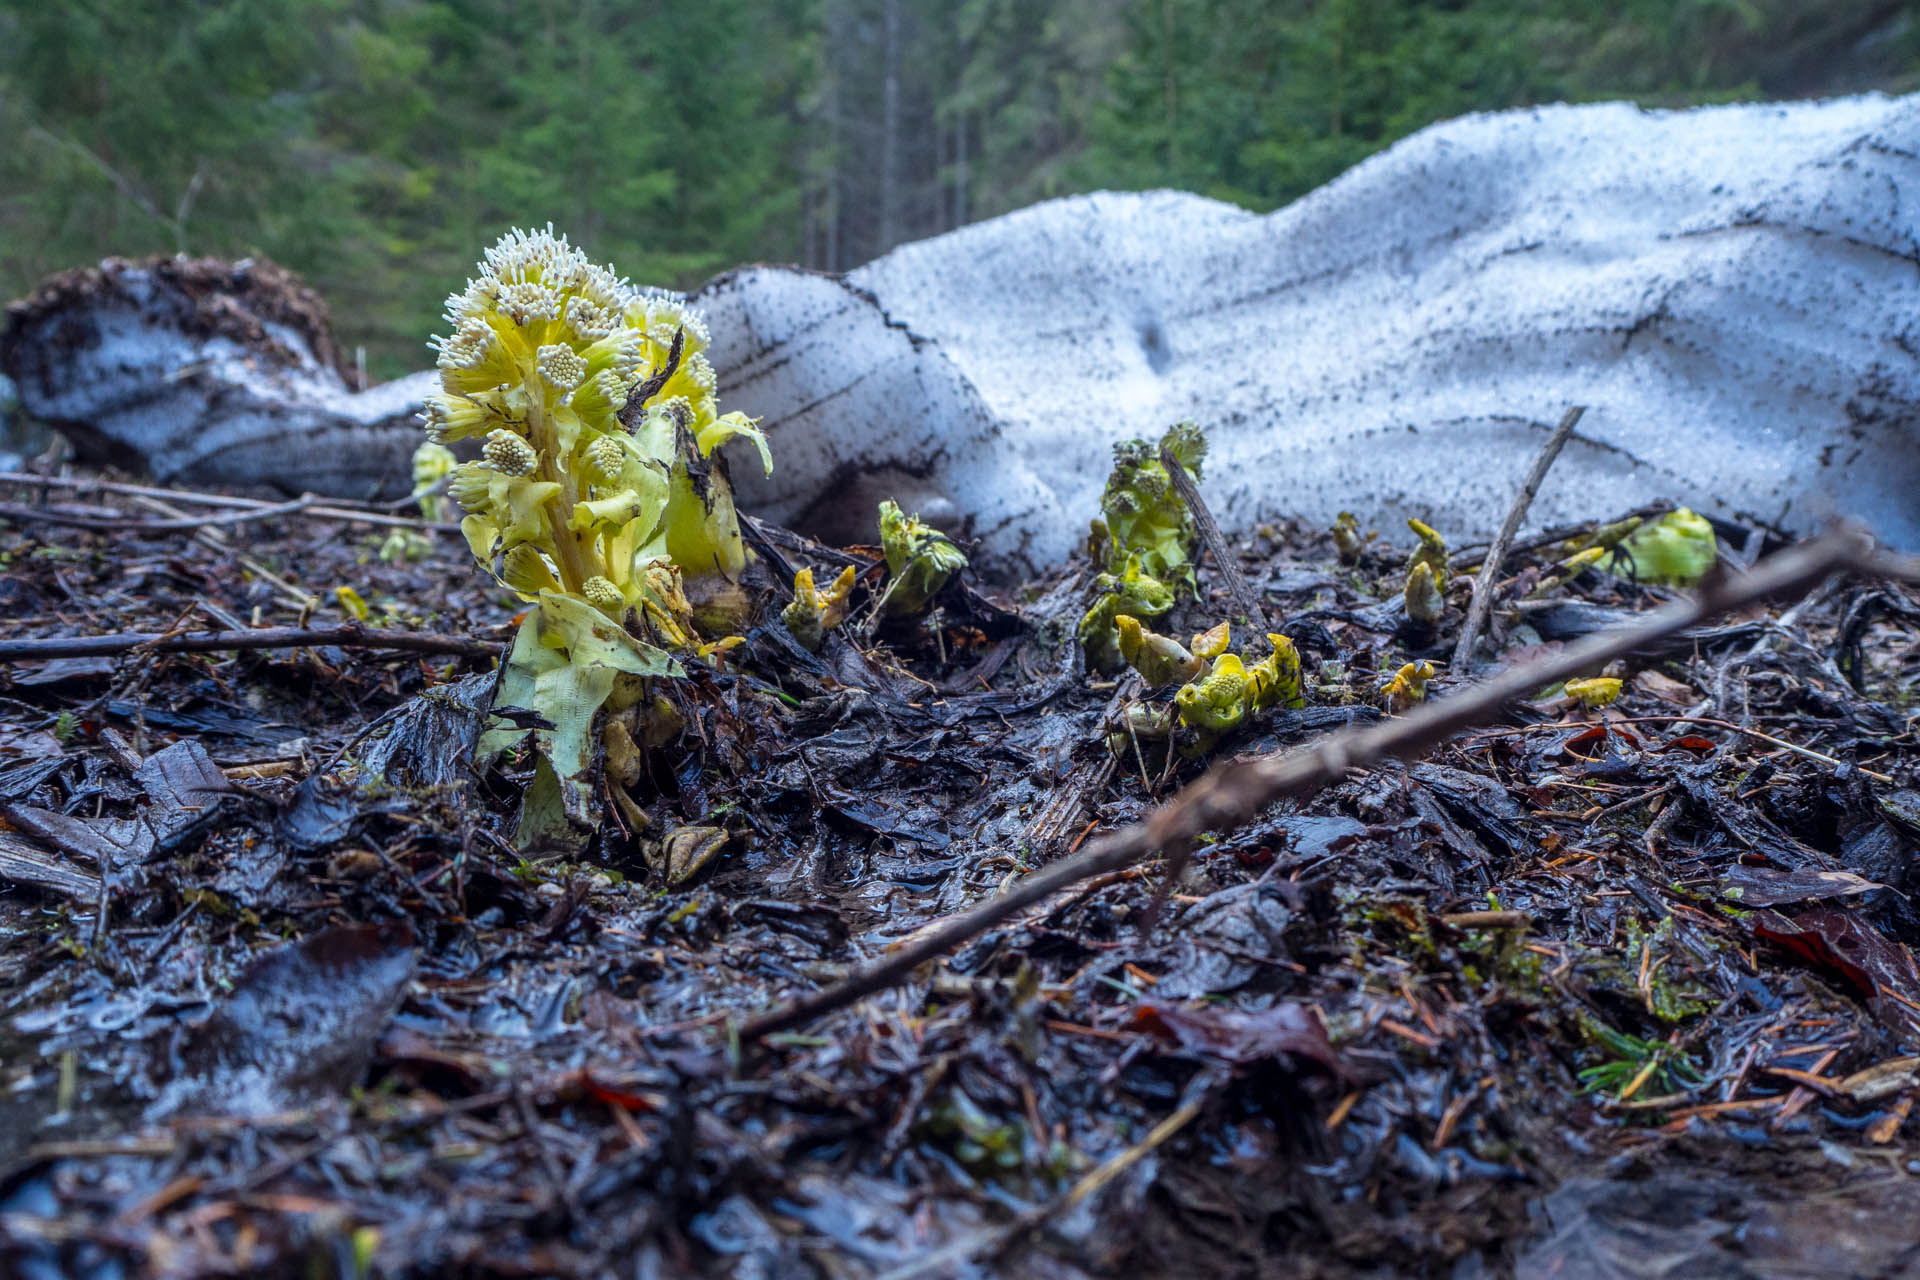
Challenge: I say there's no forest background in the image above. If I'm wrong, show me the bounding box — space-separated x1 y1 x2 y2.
3 0 1917 382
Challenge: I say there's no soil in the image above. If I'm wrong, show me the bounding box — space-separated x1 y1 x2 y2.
0 475 1917 1278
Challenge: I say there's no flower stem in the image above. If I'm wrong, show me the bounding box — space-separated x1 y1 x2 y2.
526 396 594 594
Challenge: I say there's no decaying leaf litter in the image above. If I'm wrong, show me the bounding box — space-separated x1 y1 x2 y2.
2 438 1919 1275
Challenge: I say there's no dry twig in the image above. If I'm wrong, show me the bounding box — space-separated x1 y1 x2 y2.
0 624 500 663
0 471 458 530
1452 405 1584 670
1161 443 1268 631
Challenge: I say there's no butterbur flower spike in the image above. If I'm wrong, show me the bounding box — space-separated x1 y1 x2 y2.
425 226 774 852
1095 421 1208 589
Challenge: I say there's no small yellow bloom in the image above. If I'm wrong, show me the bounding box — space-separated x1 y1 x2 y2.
1564 676 1622 709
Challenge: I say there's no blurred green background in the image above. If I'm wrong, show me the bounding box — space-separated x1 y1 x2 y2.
3 0 1914 381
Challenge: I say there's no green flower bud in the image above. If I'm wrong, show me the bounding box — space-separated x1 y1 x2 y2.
879 500 967 617
421 392 497 444
482 429 538 477
447 464 496 511
1176 654 1250 734
585 434 627 483
583 576 625 612
496 281 558 327
1095 422 1207 589
538 343 586 393
1078 555 1176 672
1405 561 1444 626
781 564 857 651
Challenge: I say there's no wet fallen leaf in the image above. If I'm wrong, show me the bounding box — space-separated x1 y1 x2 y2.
1130 1001 1349 1081
1721 866 1891 908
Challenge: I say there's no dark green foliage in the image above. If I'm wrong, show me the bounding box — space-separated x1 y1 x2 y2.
3 0 1914 380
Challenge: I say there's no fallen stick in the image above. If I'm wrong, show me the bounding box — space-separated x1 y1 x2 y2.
0 624 501 663
1452 405 1584 670
0 496 320 533
1161 443 1269 631
0 472 458 532
739 525 1894 1041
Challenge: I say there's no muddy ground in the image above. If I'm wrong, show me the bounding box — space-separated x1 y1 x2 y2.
0 472 1917 1278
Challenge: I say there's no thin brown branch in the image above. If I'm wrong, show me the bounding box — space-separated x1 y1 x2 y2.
1452 406 1584 670
0 496 319 533
1161 443 1268 632
0 473 459 530
738 525 1879 1041
0 625 501 663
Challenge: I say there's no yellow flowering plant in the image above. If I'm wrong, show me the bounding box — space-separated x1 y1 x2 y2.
424 226 773 848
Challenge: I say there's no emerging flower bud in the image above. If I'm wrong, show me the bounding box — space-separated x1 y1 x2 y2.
497 281 558 327
482 430 538 476
538 344 586 393
1176 654 1250 734
421 392 497 444
585 434 627 483
1115 614 1203 688
583 576 624 612
1383 660 1437 712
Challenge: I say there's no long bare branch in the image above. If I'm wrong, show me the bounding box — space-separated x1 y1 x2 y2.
0 625 501 663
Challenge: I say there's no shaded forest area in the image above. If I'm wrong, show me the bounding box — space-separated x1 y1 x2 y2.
2 0 1917 380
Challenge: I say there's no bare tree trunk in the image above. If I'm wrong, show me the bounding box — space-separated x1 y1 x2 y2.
881 0 902 251
1162 0 1178 175
954 108 968 228
826 23 842 273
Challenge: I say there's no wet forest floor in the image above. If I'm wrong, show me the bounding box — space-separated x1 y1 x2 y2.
1 469 1919 1278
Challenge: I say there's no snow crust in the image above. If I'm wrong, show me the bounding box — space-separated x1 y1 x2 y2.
704 95 1920 571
